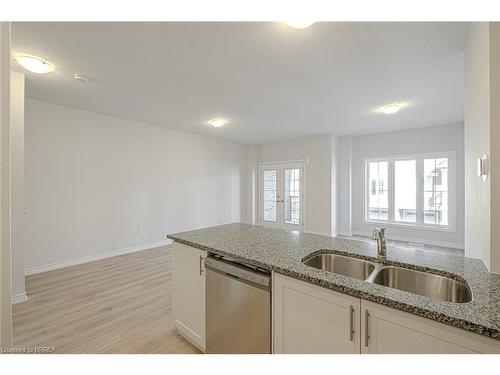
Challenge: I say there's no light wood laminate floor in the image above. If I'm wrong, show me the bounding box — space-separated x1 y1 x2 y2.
13 246 200 354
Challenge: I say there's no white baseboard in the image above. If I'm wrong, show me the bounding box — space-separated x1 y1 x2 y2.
175 320 206 353
303 230 331 237
303 230 462 250
12 291 28 304
24 239 173 276
350 230 464 250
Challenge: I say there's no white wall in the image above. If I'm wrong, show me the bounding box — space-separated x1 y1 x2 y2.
331 135 338 236
490 23 500 273
257 134 334 236
464 22 491 264
337 136 353 236
0 21 12 348
338 123 465 249
10 71 26 301
244 144 259 225
464 22 500 273
25 99 246 270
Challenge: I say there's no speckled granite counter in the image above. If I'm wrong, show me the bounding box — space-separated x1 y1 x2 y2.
168 223 500 340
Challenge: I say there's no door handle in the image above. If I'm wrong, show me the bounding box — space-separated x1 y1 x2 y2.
364 309 370 347
349 305 355 341
199 255 204 275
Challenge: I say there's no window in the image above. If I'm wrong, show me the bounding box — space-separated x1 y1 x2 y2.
424 158 449 226
364 152 455 230
394 159 416 223
367 161 388 221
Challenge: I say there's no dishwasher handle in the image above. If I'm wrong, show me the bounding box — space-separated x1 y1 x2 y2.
205 256 270 290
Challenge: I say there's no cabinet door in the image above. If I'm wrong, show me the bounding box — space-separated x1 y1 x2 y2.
173 243 207 352
273 273 360 353
361 300 500 354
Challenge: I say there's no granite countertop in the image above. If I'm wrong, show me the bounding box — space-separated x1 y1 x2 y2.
167 223 500 340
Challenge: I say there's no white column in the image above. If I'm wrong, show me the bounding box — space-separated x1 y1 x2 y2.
489 22 500 274
0 21 12 348
464 22 500 274
10 71 26 303
335 135 353 236
464 22 491 266
331 134 338 236
245 144 260 225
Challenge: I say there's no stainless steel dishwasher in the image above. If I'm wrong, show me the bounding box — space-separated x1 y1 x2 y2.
205 255 271 354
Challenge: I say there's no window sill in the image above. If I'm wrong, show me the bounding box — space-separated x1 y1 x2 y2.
363 219 455 233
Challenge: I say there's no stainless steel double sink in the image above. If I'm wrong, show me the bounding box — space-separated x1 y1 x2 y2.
302 252 472 303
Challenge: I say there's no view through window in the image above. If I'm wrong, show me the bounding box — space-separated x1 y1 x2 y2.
365 153 453 228
367 161 388 221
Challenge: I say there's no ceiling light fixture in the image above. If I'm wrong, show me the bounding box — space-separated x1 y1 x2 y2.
14 54 54 74
378 103 402 114
285 21 315 29
73 73 89 83
207 118 228 128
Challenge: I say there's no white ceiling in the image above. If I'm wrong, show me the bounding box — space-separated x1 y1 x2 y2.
12 22 467 144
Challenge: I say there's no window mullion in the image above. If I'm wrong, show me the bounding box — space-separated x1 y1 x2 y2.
416 158 424 225
366 160 370 221
389 160 395 223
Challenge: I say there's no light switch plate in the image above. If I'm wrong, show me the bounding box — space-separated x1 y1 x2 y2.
477 153 488 181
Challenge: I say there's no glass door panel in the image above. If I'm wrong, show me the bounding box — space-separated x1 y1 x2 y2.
283 168 301 227
260 162 303 231
262 169 278 224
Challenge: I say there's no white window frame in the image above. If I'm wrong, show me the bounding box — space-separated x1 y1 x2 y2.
363 151 456 232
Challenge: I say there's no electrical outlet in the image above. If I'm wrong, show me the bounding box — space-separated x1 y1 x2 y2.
138 226 144 235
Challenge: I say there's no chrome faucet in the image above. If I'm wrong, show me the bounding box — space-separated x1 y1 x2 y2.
371 227 387 258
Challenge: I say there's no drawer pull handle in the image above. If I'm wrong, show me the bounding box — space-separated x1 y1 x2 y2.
349 305 355 341
364 309 370 347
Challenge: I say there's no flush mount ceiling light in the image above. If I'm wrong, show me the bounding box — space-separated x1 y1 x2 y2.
207 118 228 128
14 54 54 74
285 21 315 29
73 73 89 83
378 103 402 114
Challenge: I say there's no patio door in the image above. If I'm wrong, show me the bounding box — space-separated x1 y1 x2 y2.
259 161 304 231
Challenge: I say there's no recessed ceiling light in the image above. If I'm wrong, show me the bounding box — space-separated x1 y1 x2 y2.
73 73 89 83
378 103 402 114
207 118 228 128
285 21 315 29
14 54 54 74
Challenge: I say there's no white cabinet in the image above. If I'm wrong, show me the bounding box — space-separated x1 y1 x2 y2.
272 273 500 354
173 243 207 352
170 245 500 354
273 273 361 353
360 300 500 354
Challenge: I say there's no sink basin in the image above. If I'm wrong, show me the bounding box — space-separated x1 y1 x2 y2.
302 251 472 303
372 266 472 303
302 253 376 281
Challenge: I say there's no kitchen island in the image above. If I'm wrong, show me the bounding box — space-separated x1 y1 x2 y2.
168 223 500 353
